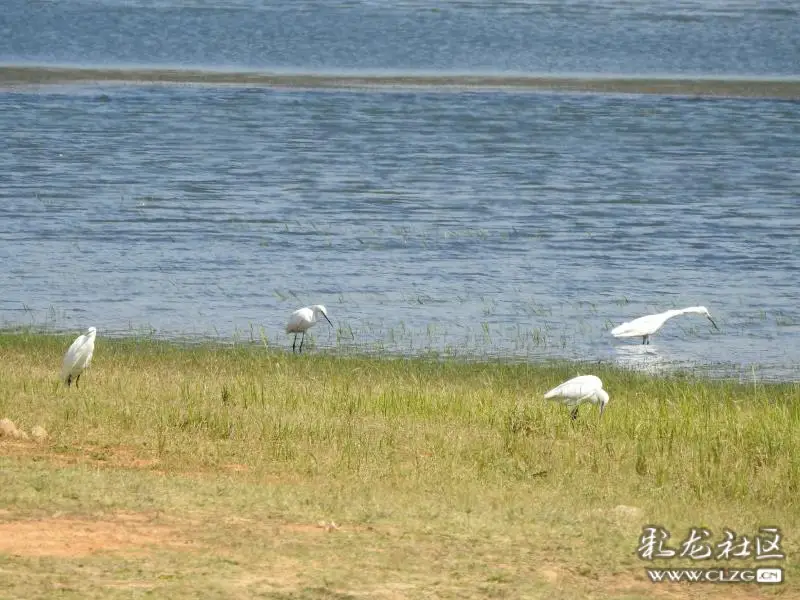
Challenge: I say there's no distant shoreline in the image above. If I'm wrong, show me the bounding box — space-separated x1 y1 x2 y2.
1 65 799 99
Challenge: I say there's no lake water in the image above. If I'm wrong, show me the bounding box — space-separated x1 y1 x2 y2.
1 0 799 76
0 1 798 381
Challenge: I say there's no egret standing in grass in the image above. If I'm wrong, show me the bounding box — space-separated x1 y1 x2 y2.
61 326 97 388
611 306 719 345
286 305 333 353
544 375 609 421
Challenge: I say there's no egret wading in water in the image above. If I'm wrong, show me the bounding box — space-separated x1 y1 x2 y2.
611 306 719 345
544 375 609 421
286 305 333 353
61 326 97 388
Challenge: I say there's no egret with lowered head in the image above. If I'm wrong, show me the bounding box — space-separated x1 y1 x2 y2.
544 374 609 421
286 305 333 353
61 326 97 388
611 306 719 345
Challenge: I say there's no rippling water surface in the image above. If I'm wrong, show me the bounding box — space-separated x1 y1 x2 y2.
1 0 798 380
1 0 799 75
1 85 798 379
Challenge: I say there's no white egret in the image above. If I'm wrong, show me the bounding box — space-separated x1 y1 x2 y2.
544 374 609 420
286 305 333 353
611 306 719 345
61 326 97 388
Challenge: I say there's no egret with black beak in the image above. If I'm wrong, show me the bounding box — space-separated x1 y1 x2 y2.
286 305 333 353
611 306 719 345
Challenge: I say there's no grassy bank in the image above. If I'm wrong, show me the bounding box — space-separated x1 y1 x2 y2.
0 330 798 599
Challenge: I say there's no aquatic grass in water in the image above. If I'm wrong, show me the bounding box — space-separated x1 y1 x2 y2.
1 316 781 384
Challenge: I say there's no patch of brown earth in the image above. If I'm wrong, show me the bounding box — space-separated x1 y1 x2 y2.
0 440 161 470
0 512 193 557
1 440 254 478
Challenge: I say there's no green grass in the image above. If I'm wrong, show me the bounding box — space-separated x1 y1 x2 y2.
0 330 798 599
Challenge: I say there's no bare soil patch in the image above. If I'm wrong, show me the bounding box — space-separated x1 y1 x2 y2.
0 512 191 557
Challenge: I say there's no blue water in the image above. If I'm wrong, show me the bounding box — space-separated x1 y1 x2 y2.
0 1 798 380
1 0 799 76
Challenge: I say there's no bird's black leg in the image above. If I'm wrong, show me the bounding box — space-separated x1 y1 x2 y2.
570 407 579 421
642 336 646 345
66 375 71 387
299 331 305 353
75 374 81 388
292 334 297 353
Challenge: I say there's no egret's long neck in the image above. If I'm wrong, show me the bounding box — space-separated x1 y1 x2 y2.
679 306 705 316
